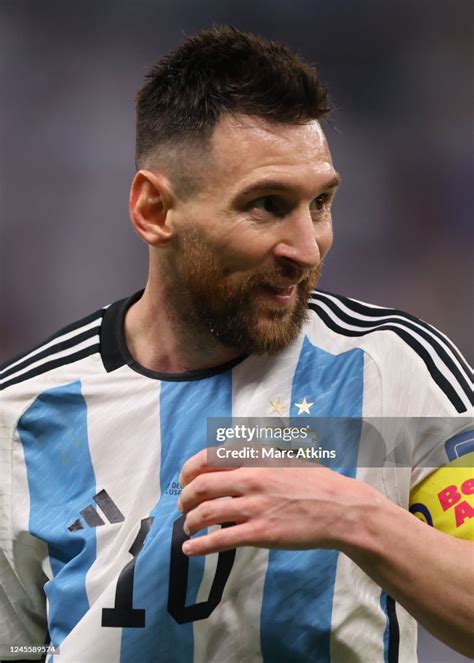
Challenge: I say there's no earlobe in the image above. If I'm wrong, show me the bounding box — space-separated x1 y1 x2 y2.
129 170 175 246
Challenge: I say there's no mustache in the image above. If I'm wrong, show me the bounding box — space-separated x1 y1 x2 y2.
246 261 322 290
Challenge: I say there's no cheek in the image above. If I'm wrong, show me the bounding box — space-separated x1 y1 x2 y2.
214 235 271 273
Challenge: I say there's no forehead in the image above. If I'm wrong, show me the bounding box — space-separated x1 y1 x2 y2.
207 114 334 191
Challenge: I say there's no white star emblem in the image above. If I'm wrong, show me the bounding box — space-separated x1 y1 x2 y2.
295 397 314 415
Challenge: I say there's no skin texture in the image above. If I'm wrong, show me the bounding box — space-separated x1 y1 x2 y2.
126 114 473 657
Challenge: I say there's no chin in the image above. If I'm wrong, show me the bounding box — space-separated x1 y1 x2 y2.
245 314 308 355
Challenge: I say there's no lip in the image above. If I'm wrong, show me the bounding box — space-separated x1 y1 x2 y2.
261 284 297 303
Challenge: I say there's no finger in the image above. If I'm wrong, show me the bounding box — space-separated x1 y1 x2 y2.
179 449 208 487
178 471 242 513
179 448 236 487
184 497 250 536
182 522 258 556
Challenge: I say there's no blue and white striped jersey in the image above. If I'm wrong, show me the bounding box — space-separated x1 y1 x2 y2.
1 290 472 663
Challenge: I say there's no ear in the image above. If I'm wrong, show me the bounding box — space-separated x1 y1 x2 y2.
129 170 175 246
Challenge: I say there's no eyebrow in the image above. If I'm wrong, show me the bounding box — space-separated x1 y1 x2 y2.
236 173 342 200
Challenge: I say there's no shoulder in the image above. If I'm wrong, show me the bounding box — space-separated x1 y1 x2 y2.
306 290 472 414
0 307 107 400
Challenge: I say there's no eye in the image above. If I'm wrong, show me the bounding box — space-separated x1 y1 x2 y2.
310 193 331 213
252 196 280 214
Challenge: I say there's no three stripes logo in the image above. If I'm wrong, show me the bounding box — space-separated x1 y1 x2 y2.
308 290 473 413
68 489 125 532
0 308 104 391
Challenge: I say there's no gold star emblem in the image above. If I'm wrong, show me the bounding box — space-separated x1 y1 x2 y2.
269 397 286 415
295 397 314 415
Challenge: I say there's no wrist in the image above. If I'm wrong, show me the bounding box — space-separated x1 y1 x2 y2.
333 480 392 557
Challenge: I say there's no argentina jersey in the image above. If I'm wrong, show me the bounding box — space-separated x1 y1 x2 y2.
1 290 472 663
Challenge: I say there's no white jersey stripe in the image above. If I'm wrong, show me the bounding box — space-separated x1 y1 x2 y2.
56 371 162 663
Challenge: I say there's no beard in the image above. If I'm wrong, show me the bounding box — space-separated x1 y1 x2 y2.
168 228 323 356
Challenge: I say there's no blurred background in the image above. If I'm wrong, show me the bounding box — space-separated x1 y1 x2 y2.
0 1 472 660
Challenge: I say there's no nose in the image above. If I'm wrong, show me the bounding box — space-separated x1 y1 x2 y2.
271 211 324 270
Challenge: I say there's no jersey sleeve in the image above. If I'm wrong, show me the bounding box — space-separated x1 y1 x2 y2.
406 332 473 539
1 407 49 660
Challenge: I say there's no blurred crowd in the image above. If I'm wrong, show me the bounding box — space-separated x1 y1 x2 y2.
1 0 472 363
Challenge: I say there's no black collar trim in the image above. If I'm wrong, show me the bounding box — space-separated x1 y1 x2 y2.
100 290 248 382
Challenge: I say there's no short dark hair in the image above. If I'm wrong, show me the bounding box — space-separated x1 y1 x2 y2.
135 26 330 169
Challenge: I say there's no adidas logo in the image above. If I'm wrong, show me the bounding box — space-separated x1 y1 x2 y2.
68 489 125 532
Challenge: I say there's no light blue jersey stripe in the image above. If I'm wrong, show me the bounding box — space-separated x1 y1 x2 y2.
260 338 364 662
120 374 233 662
18 381 96 656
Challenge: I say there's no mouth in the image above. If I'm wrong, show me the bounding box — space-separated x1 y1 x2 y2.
260 283 297 302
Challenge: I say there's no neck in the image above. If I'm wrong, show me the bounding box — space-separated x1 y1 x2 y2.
124 283 241 374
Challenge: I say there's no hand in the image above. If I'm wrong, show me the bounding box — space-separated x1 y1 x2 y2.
177 448 376 556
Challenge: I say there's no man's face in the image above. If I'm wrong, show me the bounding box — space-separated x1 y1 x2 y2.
168 115 339 355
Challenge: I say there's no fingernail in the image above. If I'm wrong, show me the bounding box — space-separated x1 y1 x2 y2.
183 522 190 535
182 541 191 554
